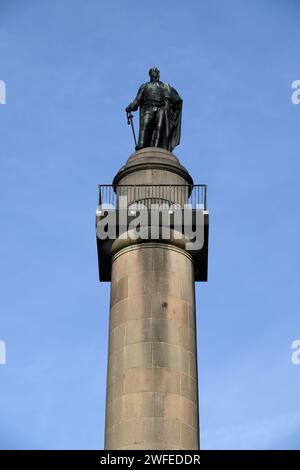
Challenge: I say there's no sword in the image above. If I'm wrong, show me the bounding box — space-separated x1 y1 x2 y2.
126 110 138 149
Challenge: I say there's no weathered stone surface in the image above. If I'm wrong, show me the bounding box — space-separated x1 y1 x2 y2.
106 391 198 430
105 243 199 450
113 148 193 189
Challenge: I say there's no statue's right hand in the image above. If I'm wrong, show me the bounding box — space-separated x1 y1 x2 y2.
126 105 132 113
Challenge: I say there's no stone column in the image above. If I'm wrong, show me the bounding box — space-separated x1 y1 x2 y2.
103 148 200 450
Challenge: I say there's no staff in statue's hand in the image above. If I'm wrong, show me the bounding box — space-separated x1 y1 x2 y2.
126 108 138 150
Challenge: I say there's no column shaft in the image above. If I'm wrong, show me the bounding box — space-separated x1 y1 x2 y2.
105 243 199 450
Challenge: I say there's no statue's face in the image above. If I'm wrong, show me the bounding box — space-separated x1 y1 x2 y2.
149 68 160 81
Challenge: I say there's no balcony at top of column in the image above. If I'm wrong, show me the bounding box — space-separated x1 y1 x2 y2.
95 183 209 283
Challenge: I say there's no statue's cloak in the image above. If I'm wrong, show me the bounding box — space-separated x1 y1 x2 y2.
163 83 183 152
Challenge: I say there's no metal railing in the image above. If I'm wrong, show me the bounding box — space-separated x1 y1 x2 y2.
97 184 207 210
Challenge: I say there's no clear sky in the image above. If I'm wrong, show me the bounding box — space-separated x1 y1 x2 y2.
0 0 300 450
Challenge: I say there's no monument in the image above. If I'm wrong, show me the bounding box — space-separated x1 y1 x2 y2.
96 68 209 450
126 67 182 151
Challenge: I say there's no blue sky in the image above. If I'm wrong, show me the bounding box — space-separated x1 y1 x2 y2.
0 0 300 450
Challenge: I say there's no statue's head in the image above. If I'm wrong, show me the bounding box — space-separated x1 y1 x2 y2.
149 67 160 81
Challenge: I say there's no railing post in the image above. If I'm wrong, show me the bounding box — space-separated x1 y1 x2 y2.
98 186 102 206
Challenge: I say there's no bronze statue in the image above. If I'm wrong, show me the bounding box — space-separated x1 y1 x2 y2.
125 67 182 152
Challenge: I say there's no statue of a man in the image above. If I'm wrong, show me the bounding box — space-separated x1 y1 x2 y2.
125 67 183 152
